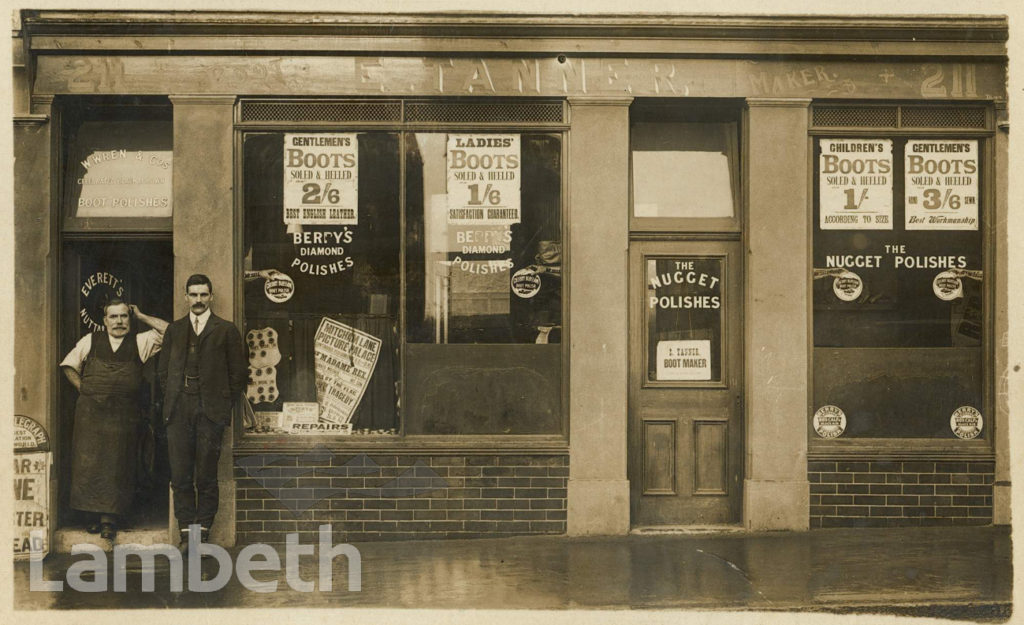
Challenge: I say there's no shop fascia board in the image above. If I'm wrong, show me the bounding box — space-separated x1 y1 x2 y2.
21 12 1007 58
24 36 1008 59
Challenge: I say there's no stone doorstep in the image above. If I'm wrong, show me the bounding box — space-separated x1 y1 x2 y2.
55 527 172 553
630 524 745 535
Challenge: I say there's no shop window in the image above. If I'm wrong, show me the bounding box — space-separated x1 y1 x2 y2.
243 132 401 435
404 133 562 435
812 135 985 440
61 97 173 227
405 133 561 345
242 127 563 437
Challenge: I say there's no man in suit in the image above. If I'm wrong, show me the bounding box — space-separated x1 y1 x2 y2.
158 274 247 552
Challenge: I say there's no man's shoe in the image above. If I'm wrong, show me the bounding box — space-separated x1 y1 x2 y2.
177 528 191 557
200 527 211 544
85 521 101 534
99 522 117 541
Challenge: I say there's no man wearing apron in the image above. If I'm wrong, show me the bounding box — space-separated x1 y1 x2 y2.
60 299 168 541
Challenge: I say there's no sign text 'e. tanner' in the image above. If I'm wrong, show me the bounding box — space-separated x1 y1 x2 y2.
657 340 712 381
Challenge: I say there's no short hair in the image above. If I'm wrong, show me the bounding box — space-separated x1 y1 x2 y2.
185 274 213 293
102 297 129 316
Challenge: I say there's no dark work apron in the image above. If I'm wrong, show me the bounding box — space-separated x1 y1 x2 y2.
70 332 144 515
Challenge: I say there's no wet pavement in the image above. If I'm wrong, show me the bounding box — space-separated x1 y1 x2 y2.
14 525 1012 619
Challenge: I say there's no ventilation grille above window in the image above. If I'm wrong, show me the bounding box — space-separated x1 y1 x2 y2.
901 107 987 129
812 105 989 130
240 101 402 123
239 99 566 125
404 101 564 124
813 106 899 129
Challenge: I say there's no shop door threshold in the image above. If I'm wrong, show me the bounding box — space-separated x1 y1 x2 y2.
55 527 170 553
630 524 744 535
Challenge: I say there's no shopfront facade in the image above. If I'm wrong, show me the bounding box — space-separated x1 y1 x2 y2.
12 11 1009 550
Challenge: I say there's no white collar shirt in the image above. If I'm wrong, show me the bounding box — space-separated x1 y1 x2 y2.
190 310 212 336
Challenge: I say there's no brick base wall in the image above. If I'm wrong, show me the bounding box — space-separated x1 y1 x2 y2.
233 452 568 544
809 460 994 528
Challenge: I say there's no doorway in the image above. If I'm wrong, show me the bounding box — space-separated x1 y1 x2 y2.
58 238 174 531
628 240 743 526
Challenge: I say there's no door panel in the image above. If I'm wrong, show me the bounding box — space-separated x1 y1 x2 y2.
629 241 742 526
642 420 676 495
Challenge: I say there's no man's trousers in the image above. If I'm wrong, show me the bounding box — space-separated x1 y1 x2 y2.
166 392 225 529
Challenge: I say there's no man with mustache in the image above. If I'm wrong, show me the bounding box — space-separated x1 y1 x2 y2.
157 274 247 554
60 299 168 541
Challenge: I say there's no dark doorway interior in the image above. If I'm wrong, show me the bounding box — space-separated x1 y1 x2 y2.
59 238 174 530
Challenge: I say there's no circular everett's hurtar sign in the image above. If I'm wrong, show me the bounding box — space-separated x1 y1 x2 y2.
813 405 847 438
950 406 983 440
79 270 126 333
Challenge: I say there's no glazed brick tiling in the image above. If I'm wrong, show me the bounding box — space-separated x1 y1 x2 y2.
808 459 994 528
234 453 568 544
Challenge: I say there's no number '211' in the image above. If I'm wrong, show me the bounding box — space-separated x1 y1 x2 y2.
921 64 977 98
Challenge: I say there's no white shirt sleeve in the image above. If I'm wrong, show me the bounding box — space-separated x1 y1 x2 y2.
59 334 94 373
136 329 165 364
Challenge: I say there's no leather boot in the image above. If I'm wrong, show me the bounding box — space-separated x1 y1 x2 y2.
177 527 191 558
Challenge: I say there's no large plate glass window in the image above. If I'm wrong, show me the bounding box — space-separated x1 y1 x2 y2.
404 132 563 434
243 132 401 436
241 128 563 437
813 136 984 439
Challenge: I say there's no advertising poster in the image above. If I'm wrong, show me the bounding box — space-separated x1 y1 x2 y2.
656 340 712 381
283 133 359 226
904 139 979 230
819 139 893 230
281 402 320 428
313 318 382 425
70 121 173 218
446 134 521 226
14 416 50 560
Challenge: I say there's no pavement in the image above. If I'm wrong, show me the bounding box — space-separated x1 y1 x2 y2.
13 525 1012 620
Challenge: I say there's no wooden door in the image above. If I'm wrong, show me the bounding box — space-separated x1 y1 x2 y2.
628 240 743 526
